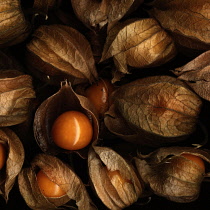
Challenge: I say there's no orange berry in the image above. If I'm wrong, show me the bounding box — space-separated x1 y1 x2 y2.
181 153 205 172
85 79 114 116
105 168 132 185
51 111 93 150
0 143 6 170
36 170 66 198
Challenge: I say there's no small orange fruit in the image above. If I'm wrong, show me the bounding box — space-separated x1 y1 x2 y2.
36 170 66 198
106 169 127 185
181 153 205 172
51 111 93 150
85 79 114 116
0 143 6 170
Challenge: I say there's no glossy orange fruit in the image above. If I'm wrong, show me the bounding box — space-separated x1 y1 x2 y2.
36 170 66 198
51 111 93 150
181 153 205 172
85 79 114 116
0 143 6 170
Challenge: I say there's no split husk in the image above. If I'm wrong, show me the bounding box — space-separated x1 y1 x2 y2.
104 75 202 147
18 153 97 210
135 146 210 203
88 145 143 209
0 128 24 201
26 24 98 86
33 81 99 155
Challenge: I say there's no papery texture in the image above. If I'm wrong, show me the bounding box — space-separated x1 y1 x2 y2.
18 154 96 210
26 24 98 85
101 18 176 75
135 146 210 202
173 50 210 101
34 82 99 155
0 0 30 47
149 0 210 51
88 146 143 209
104 76 202 146
0 70 35 126
71 0 143 30
0 128 24 201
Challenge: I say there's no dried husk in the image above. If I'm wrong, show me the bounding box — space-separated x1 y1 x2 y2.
0 0 30 47
135 146 210 203
26 24 98 86
71 0 144 30
88 145 143 210
0 128 24 201
173 50 210 101
33 81 99 155
100 18 176 77
104 75 202 147
18 153 97 210
149 0 210 52
0 69 36 126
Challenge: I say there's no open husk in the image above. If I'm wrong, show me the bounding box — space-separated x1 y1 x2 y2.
0 128 24 201
33 81 99 155
135 146 210 203
88 145 143 209
18 153 97 210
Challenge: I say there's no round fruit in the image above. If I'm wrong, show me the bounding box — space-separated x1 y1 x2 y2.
181 153 205 172
51 111 93 150
106 169 127 185
36 170 66 198
0 143 6 170
85 79 114 116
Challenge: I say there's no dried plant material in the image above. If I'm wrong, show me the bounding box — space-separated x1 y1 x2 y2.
135 146 210 203
0 70 35 126
34 81 99 155
18 153 97 210
88 146 143 209
104 76 202 147
100 18 176 76
26 24 98 86
173 50 210 101
149 0 210 51
0 0 30 47
71 0 143 30
0 128 24 201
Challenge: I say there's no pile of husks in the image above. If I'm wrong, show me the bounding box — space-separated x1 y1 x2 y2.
0 0 210 209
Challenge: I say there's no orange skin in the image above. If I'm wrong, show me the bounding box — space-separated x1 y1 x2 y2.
0 143 6 170
36 170 66 198
85 79 115 116
51 111 93 150
106 169 131 185
181 153 205 172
